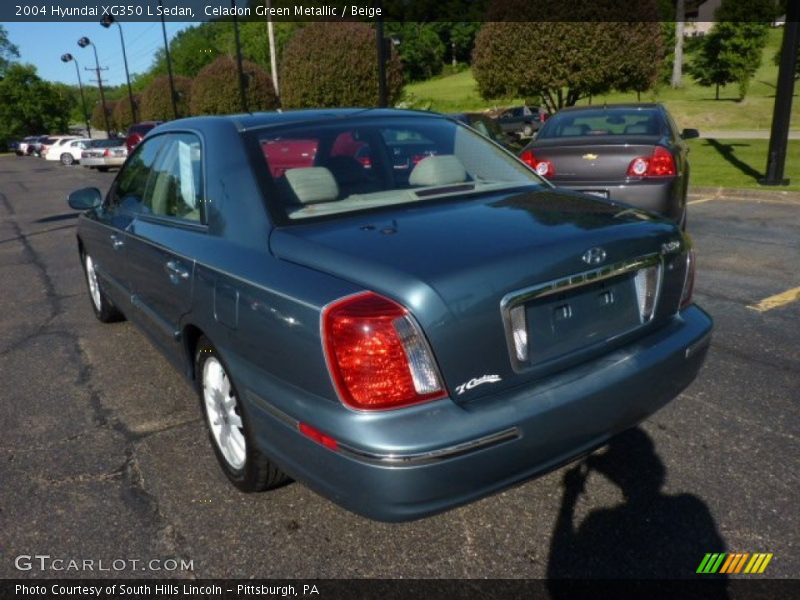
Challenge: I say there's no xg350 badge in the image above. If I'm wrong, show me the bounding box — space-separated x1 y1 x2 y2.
456 374 502 395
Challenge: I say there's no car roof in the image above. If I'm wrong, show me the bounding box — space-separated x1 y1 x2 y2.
155 108 442 134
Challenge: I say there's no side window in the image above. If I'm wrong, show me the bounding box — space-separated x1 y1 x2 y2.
112 137 165 211
144 133 204 223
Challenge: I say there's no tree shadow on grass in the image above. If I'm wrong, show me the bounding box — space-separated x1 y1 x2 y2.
705 139 764 183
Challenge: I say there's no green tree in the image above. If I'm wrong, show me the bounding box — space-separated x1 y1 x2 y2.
140 75 192 120
0 25 20 75
280 22 403 108
0 64 72 145
689 0 775 99
688 22 769 100
386 22 445 82
472 1 664 112
190 57 278 115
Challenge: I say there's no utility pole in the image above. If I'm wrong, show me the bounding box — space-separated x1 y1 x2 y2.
375 0 387 108
78 37 111 137
232 0 248 113
760 3 799 186
266 0 279 97
158 0 179 119
671 0 685 88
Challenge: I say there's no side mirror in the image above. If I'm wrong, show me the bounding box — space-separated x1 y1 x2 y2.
67 187 102 210
681 128 700 140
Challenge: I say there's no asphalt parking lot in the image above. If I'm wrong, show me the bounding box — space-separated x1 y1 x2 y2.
0 156 798 581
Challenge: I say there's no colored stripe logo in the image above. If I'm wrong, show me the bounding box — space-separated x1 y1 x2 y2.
697 553 773 574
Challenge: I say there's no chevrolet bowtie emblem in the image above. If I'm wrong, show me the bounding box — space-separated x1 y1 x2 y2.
582 153 598 160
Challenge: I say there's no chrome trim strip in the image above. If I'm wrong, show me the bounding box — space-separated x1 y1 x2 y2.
501 253 661 308
500 253 663 371
245 389 520 467
336 427 521 466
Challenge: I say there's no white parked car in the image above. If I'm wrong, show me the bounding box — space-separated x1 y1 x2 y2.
49 138 92 166
41 136 80 160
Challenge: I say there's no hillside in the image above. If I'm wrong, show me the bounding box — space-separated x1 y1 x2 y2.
404 28 799 132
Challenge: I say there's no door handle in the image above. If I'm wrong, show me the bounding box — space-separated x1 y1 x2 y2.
164 260 190 282
110 234 124 250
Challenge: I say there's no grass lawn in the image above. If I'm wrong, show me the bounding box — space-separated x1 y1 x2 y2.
688 138 800 191
404 29 799 132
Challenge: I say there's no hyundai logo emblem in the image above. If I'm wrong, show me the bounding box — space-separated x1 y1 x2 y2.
582 247 607 265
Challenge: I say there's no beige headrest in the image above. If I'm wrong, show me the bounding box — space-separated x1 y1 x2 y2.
409 155 467 187
284 167 339 204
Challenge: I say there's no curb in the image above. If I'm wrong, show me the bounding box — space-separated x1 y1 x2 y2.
689 186 800 202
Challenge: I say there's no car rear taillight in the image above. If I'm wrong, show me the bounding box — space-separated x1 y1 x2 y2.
323 292 446 410
519 150 555 178
680 250 695 309
626 146 676 178
103 149 111 157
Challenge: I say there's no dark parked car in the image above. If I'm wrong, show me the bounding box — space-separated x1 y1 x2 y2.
519 104 699 227
125 121 163 154
495 105 548 138
26 135 50 157
447 112 522 151
67 109 711 521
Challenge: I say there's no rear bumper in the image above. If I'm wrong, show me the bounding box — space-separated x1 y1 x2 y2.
81 157 105 167
552 178 682 221
237 305 712 521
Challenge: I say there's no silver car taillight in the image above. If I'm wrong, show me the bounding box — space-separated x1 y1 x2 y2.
634 264 662 323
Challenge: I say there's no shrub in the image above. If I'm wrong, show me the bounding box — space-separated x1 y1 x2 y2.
112 95 139 131
140 75 192 121
91 99 117 134
472 1 664 112
280 22 403 109
190 56 279 115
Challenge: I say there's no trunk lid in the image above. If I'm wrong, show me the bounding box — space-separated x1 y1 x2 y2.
271 188 686 402
529 136 661 183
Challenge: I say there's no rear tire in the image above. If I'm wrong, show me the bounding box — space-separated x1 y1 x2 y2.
61 153 74 166
523 124 534 137
82 252 124 323
196 337 289 492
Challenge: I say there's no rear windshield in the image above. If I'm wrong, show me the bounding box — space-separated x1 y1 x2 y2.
88 138 122 148
537 108 665 139
249 116 544 222
128 123 158 136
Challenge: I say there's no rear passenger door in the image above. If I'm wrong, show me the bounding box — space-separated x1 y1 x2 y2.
124 132 205 359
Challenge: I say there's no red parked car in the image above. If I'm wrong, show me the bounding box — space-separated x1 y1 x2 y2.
125 121 162 154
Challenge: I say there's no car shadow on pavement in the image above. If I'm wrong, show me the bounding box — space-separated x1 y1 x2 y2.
546 427 729 598
35 212 79 224
705 139 764 183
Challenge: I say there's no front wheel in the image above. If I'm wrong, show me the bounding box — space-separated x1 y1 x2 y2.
196 338 289 492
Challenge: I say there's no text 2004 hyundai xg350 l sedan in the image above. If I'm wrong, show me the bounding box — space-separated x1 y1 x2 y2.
67 109 712 521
